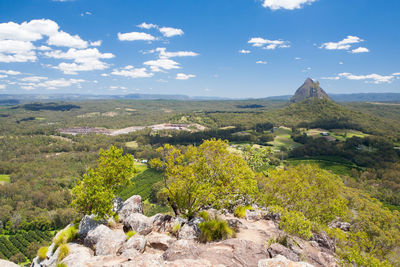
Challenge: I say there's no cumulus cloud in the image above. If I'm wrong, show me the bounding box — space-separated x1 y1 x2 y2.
143 58 181 72
90 40 102 46
261 0 317 10
20 76 48 82
248 37 290 49
0 19 98 63
159 27 183 37
154 47 198 58
118 32 156 41
239 49 251 54
320 35 364 50
322 72 395 84
0 70 21 75
256 61 267 64
44 48 114 74
137 22 158 29
19 78 85 90
351 47 369 53
111 65 153 78
0 84 5 89
0 75 7 79
176 73 196 80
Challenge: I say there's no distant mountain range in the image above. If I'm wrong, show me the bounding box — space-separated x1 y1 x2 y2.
1 91 400 104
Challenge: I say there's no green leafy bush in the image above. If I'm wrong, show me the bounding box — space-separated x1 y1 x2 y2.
234 205 252 218
126 231 136 240
37 246 48 261
57 244 69 262
279 209 312 240
56 263 67 267
198 218 234 243
198 211 211 221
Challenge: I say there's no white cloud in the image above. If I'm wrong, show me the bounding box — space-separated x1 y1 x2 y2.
0 84 5 89
0 70 21 75
295 57 301 60
176 73 196 80
239 49 251 54
20 76 48 82
0 40 37 62
339 73 394 84
81 11 92 16
0 19 58 42
261 0 317 10
137 22 158 29
351 47 369 53
111 65 153 78
322 72 395 84
37 45 52 51
118 32 156 41
155 47 198 58
248 37 290 49
20 78 85 90
90 40 102 46
101 73 110 77
143 58 181 72
256 61 267 64
320 35 363 50
0 75 7 79
339 61 344 65
44 48 114 74
321 76 340 80
47 31 88 48
159 27 183 37
393 73 400 76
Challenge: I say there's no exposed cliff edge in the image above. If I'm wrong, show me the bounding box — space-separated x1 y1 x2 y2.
30 195 340 267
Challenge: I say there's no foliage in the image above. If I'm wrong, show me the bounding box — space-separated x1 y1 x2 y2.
234 206 252 218
56 263 67 267
242 146 272 172
198 211 211 221
37 246 48 261
150 139 257 218
126 231 136 240
279 209 312 240
57 244 70 262
119 169 163 201
198 218 234 243
258 164 348 224
72 146 136 219
53 226 78 251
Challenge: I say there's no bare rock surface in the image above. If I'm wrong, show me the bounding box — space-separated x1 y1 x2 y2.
268 243 299 261
79 215 102 238
0 259 20 267
178 223 201 240
119 195 143 221
258 255 315 267
147 232 176 251
95 228 126 255
84 224 113 249
123 213 152 235
60 243 94 267
121 234 147 253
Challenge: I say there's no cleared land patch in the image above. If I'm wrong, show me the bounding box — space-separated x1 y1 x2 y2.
268 126 302 151
0 174 10 184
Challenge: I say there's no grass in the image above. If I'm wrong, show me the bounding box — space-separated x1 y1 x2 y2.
119 168 164 201
234 206 252 218
198 219 234 243
53 226 78 252
37 246 48 261
0 174 10 184
126 231 136 240
134 162 148 173
57 244 70 262
306 128 369 141
125 141 139 149
287 155 363 176
268 126 301 151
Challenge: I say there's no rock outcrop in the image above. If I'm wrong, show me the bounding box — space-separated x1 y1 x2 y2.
290 78 330 103
0 259 20 267
32 195 340 267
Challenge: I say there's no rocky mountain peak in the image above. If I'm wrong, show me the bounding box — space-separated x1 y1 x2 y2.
290 78 330 103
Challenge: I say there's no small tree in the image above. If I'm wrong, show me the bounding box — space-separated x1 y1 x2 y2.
72 146 136 219
150 139 257 218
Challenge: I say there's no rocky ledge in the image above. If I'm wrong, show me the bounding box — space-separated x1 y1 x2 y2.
26 195 339 267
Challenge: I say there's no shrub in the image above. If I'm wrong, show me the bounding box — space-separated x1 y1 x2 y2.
53 225 78 251
37 246 48 261
57 244 70 262
56 263 67 267
198 211 211 221
234 205 252 218
279 210 312 240
171 223 181 236
126 231 136 240
198 218 234 243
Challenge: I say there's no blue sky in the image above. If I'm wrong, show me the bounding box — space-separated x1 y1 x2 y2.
0 0 399 98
